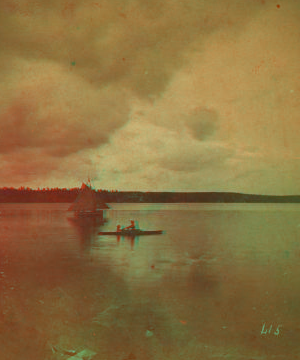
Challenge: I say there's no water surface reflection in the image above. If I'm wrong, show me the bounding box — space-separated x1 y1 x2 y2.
0 203 299 359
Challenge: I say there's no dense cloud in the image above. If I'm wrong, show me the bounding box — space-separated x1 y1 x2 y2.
88 121 237 186
0 0 263 185
0 0 265 97
0 150 58 186
0 61 129 156
0 0 299 192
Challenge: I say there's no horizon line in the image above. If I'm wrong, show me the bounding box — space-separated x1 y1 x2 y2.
0 187 299 197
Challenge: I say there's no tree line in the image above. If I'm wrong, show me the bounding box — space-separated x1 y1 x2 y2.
0 187 299 203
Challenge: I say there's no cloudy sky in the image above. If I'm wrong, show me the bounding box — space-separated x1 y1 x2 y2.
0 0 299 194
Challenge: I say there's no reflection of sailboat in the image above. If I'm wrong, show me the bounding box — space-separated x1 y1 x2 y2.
68 182 110 218
68 215 108 252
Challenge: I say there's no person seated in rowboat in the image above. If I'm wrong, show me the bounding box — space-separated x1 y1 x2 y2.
123 220 136 230
116 225 122 232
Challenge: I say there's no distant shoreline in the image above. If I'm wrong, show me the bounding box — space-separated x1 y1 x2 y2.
0 188 299 203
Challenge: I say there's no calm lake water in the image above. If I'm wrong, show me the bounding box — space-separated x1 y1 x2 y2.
0 203 299 360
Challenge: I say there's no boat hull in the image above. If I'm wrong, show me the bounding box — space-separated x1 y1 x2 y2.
98 230 163 236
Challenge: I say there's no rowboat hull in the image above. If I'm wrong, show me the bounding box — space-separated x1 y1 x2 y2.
98 230 163 236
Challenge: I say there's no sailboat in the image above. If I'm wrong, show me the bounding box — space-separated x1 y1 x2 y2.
68 182 110 217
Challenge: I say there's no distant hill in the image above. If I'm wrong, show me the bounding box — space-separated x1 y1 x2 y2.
0 188 299 203
97 191 300 203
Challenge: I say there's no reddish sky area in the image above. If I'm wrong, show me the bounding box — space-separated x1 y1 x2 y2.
0 0 299 194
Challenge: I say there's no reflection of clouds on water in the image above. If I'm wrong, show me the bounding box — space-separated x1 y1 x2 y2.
1 204 299 358
90 209 221 288
91 234 190 286
64 206 300 358
92 237 219 294
92 236 167 283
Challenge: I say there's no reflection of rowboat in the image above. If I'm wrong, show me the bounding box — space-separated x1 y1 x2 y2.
98 229 163 236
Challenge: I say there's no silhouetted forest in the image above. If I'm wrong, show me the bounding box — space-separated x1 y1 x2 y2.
0 187 299 203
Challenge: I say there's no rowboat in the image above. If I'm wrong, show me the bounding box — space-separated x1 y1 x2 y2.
98 229 163 236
